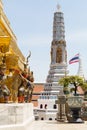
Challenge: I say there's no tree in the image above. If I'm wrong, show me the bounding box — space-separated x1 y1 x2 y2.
81 82 87 91
59 76 84 96
59 76 70 95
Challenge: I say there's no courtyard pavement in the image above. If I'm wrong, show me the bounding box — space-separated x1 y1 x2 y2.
27 120 87 130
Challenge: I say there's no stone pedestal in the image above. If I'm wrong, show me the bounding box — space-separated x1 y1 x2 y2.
0 103 34 130
67 96 84 123
55 95 66 122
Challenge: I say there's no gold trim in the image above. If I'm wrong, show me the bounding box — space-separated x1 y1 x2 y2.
0 36 10 45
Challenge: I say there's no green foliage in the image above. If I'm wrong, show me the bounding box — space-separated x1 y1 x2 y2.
59 76 70 87
81 82 87 91
59 75 85 96
69 76 84 86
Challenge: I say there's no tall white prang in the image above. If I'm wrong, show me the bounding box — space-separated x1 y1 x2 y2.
37 5 69 121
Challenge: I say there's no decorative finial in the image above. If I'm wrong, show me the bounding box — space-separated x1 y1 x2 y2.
57 4 61 12
26 50 31 64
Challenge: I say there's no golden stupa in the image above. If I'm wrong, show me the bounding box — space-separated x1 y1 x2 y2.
0 0 34 103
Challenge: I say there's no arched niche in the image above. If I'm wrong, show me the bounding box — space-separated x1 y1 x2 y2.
56 47 62 63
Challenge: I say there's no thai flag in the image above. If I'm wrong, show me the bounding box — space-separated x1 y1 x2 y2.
69 53 79 64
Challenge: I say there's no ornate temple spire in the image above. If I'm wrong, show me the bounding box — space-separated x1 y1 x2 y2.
77 55 84 78
37 4 68 121
53 5 65 41
46 4 68 83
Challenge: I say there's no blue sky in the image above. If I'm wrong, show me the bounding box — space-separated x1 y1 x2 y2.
2 0 87 82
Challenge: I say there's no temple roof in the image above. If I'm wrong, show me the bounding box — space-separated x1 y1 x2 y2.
0 0 25 70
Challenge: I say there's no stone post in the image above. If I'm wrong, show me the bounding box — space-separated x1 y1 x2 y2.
55 95 66 122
